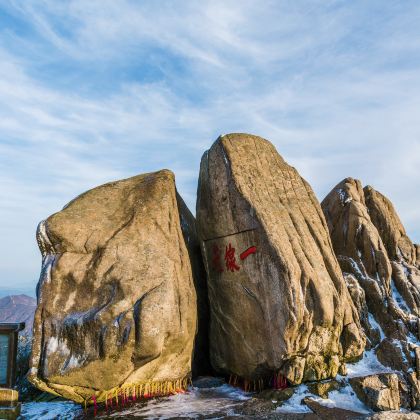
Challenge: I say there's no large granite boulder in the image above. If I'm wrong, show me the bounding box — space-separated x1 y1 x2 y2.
196 133 365 386
29 170 201 404
321 179 392 292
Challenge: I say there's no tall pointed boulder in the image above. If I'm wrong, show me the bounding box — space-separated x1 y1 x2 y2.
196 133 365 386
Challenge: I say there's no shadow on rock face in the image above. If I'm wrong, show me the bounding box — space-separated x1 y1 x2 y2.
28 170 202 403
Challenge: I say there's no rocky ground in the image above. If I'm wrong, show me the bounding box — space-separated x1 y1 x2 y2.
19 375 420 419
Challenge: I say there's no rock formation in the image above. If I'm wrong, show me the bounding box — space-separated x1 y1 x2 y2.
322 178 420 409
364 187 420 318
349 373 407 412
364 187 416 265
29 170 202 404
196 133 365 387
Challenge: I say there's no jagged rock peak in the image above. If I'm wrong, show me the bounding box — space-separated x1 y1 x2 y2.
364 185 417 265
322 177 420 409
322 177 392 294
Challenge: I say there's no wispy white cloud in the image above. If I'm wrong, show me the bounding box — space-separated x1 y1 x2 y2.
0 0 420 293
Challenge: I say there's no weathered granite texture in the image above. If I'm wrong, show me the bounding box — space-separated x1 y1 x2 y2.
196 133 365 386
322 178 420 408
29 170 199 403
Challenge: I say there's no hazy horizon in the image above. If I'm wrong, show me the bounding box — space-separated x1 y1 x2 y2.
1 1 420 295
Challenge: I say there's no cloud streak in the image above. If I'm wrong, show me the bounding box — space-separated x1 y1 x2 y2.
0 0 419 293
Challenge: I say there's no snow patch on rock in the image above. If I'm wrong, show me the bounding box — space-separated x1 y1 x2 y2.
390 278 410 313
311 384 370 414
368 313 385 340
344 350 392 378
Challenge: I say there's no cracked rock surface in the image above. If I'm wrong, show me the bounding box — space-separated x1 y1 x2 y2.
29 170 200 402
322 177 420 409
196 133 365 384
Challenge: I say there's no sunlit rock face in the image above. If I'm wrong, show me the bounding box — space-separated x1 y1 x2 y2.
322 178 420 408
364 186 417 265
363 186 420 318
29 170 200 403
196 133 365 386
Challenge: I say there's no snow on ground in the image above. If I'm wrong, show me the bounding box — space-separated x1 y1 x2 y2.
20 384 370 419
99 384 250 419
276 383 370 415
277 351 392 415
311 384 370 414
19 353 392 419
20 401 82 419
275 384 313 413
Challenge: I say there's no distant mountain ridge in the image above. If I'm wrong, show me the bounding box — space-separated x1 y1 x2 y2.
0 294 36 334
0 288 35 298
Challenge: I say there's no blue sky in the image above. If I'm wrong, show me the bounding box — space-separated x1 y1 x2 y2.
1 0 420 296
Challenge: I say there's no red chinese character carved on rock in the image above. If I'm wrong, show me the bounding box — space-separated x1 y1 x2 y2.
225 243 240 272
212 244 224 273
240 246 257 260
